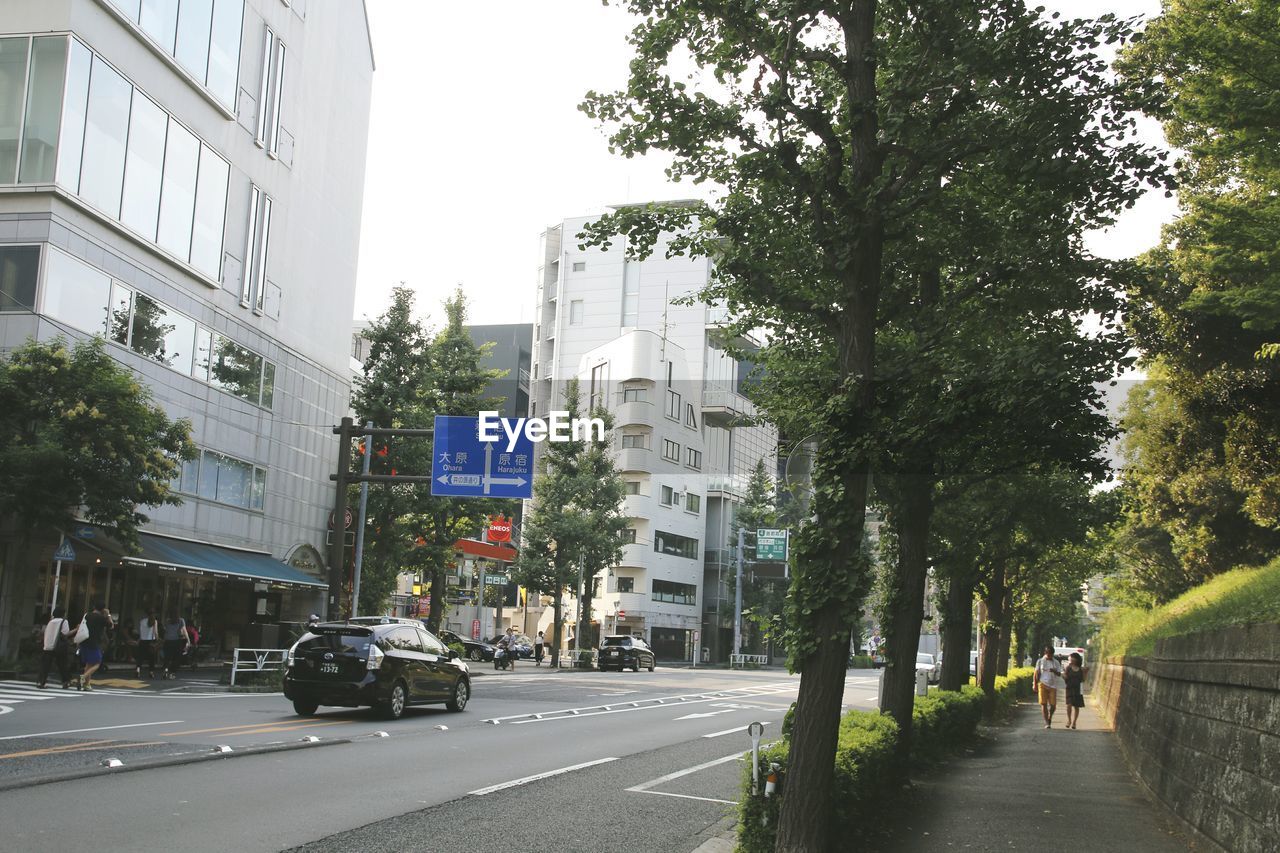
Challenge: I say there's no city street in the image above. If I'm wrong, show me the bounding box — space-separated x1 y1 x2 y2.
0 667 882 852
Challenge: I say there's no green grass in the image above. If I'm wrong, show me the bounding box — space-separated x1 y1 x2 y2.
1097 557 1280 659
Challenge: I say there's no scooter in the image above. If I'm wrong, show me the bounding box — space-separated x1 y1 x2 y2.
494 644 514 671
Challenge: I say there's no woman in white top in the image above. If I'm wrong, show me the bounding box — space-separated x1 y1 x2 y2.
37 607 73 689
136 609 159 678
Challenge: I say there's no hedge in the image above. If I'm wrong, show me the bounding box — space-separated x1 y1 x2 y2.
739 667 1035 851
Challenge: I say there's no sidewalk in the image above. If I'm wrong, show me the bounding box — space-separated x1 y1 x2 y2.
885 701 1193 852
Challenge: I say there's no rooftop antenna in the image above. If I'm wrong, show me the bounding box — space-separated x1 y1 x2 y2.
660 279 670 364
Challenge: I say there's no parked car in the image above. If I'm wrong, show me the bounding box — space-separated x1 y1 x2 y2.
915 652 941 684
597 635 656 672
345 616 420 626
284 621 470 719
439 629 496 663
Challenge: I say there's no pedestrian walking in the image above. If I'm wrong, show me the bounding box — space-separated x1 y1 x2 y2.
37 608 73 689
136 610 159 678
161 611 190 679
1063 652 1088 729
1033 645 1064 729
534 630 545 666
78 602 114 691
504 627 518 669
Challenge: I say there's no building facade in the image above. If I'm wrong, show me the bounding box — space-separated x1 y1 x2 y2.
0 0 374 656
531 209 777 661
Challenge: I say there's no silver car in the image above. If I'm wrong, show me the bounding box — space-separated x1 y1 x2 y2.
915 652 941 684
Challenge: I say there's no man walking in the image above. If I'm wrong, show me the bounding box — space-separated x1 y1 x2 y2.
79 602 114 691
1033 645 1063 729
37 607 72 689
534 630 545 666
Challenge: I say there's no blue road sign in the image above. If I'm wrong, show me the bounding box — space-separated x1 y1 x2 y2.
54 538 77 562
73 524 96 539
431 415 534 499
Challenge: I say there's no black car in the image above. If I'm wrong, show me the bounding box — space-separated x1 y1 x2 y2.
439 629 496 663
284 622 470 719
598 635 656 672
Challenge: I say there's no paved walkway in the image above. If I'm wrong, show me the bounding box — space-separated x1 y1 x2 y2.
885 700 1194 853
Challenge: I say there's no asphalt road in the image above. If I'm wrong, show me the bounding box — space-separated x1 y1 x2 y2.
0 666 883 852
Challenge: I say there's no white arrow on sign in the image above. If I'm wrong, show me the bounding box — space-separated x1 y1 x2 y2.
674 710 735 721
481 443 528 494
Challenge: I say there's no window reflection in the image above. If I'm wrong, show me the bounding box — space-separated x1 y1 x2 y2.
191 144 229 278
260 361 276 409
140 0 180 53
192 326 212 381
0 246 39 312
56 40 92 189
209 334 263 402
131 294 195 373
120 92 167 240
19 37 69 183
44 247 110 334
175 0 213 82
79 56 132 217
0 39 27 183
109 282 133 346
156 118 199 261
109 0 242 109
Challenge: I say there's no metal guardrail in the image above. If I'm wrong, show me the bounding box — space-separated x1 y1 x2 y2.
228 647 289 685
729 653 769 668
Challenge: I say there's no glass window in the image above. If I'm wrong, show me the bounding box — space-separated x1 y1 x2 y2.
621 434 647 450
659 485 673 506
108 281 133 345
0 38 28 184
119 91 167 240
197 450 252 507
43 247 110 334
196 449 219 500
157 118 199 261
0 246 39 312
617 576 635 593
620 529 636 544
190 144 228 278
178 455 199 494
686 493 701 514
79 57 132 217
192 326 212 381
268 40 286 155
621 387 647 403
140 0 180 53
686 449 702 470
209 333 263 402
662 439 680 462
253 195 273 311
241 185 260 305
110 0 143 20
175 0 213 83
685 403 697 429
251 467 266 510
623 481 640 495
654 531 699 560
207 0 244 106
131 293 196 373
651 578 697 604
260 361 276 408
569 299 583 325
56 40 92 190
255 27 274 144
665 389 681 419
19 37 69 184
572 261 585 272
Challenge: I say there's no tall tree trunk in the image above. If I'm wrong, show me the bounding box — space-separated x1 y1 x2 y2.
978 562 1006 703
939 573 975 691
996 589 1013 677
881 477 934 757
550 594 563 668
426 566 446 633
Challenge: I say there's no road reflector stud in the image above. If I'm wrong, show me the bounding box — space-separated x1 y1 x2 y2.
434 725 448 731
483 719 499 725
101 758 124 768
373 731 389 738
213 745 233 754
301 736 321 742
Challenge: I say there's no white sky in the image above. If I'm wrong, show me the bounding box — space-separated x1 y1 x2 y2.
355 0 1177 330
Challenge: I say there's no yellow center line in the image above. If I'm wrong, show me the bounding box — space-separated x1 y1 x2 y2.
0 739 118 759
158 719 325 736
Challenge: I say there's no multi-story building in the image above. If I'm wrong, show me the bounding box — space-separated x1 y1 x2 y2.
531 207 777 662
0 1 373 655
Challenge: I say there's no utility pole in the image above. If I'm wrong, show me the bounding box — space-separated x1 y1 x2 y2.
575 551 585 655
327 417 354 620
733 526 744 658
350 421 373 618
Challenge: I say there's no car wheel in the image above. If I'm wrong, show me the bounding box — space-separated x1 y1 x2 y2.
648 660 655 672
468 648 482 662
447 678 469 712
381 681 407 720
292 700 319 716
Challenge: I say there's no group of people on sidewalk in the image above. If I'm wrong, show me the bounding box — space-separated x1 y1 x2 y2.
1033 645 1088 729
36 605 198 691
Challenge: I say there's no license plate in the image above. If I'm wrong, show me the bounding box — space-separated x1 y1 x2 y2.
319 663 340 674
609 650 619 656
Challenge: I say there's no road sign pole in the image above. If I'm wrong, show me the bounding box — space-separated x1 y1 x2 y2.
575 551 585 655
350 421 374 619
51 558 63 610
477 559 487 641
733 526 744 658
327 417 354 619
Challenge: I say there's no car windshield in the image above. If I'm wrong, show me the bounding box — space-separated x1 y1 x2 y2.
916 653 934 664
602 637 631 646
297 633 372 655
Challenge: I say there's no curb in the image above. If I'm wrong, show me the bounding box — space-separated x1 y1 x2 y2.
0 735 353 793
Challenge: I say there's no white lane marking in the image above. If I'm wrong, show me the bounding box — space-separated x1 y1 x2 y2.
508 689 795 726
674 710 734 720
703 722 772 739
0 720 185 741
626 751 746 793
629 789 739 805
0 705 11 715
468 757 618 796
486 681 799 725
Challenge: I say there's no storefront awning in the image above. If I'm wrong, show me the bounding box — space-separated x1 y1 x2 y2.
121 533 327 590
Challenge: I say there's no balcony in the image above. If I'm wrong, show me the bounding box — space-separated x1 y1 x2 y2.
622 494 650 518
616 447 653 473
614 399 655 428
619 543 649 568
701 384 756 427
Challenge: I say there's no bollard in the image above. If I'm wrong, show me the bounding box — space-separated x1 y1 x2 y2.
747 721 765 795
916 668 929 696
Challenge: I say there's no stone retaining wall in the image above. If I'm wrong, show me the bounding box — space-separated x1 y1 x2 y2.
1093 623 1280 853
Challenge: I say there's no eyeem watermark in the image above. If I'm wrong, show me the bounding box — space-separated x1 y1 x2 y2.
478 411 605 453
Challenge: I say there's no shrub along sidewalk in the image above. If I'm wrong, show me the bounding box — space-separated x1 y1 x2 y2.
737 668 1034 852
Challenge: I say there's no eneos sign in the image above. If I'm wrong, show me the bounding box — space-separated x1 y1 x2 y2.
488 515 512 543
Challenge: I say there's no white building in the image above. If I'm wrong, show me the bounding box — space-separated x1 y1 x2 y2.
0 0 373 654
531 206 777 662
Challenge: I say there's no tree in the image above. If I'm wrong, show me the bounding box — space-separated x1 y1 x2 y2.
1110 1 1280 596
0 336 195 551
579 6 1164 844
352 288 510 621
729 460 787 655
512 379 627 664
